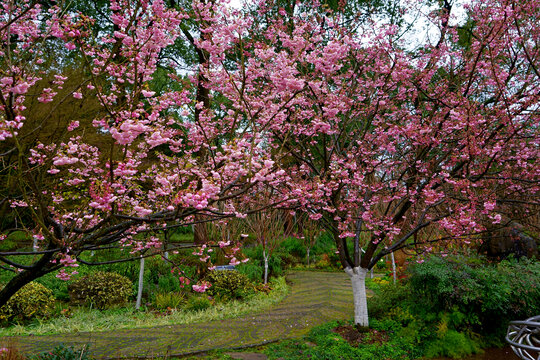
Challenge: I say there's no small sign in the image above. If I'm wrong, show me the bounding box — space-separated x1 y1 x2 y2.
215 265 236 271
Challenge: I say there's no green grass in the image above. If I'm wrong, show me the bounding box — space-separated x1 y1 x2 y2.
291 264 342 272
0 277 288 336
169 231 194 243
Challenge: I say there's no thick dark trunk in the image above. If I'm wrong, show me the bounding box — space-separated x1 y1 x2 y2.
193 219 209 245
0 264 56 308
0 245 58 308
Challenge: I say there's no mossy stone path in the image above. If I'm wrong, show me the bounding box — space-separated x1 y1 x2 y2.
8 271 354 359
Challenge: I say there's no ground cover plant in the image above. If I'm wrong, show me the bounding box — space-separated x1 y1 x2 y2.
263 320 418 360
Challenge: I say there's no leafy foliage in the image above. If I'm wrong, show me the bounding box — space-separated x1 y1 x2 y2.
68 271 132 310
0 282 54 324
423 329 481 359
29 345 92 360
205 271 254 301
279 237 307 259
367 255 540 357
408 256 540 339
241 246 284 280
236 262 263 283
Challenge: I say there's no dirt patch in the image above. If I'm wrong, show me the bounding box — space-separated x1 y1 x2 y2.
332 325 389 347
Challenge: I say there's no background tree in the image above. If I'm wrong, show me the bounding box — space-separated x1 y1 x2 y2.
298 213 322 267
245 188 287 284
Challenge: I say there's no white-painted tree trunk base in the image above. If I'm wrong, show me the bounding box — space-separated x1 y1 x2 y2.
263 251 269 284
136 256 145 310
391 252 397 284
345 266 369 327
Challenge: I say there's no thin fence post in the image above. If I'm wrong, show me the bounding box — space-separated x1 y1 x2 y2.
136 256 145 310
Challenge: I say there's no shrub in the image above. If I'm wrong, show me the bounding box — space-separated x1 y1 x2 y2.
312 253 340 270
68 271 132 309
156 274 181 293
36 275 70 302
236 262 263 283
424 330 482 359
278 237 306 259
205 270 254 301
407 255 540 338
311 232 335 256
313 257 332 270
274 251 296 268
80 249 139 282
0 238 17 252
145 257 180 291
365 256 540 358
184 295 212 312
153 291 184 310
242 246 284 279
30 345 92 360
0 282 55 323
254 282 273 294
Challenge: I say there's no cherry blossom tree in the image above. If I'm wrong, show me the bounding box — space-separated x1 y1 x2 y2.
0 0 284 307
282 0 538 326
196 0 538 326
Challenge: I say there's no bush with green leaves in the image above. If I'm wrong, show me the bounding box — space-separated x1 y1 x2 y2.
68 271 132 309
366 255 540 358
30 344 92 360
205 270 254 301
424 329 482 359
408 255 540 339
277 237 306 263
0 282 55 323
236 262 263 283
242 245 283 280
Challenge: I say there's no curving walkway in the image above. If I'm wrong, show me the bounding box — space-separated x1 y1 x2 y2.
6 271 354 359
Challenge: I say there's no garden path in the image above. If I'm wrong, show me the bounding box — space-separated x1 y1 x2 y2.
7 271 354 359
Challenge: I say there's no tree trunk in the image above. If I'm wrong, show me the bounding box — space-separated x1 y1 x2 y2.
0 245 58 308
263 250 269 284
0 265 56 308
193 219 208 245
345 266 369 327
306 247 310 267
